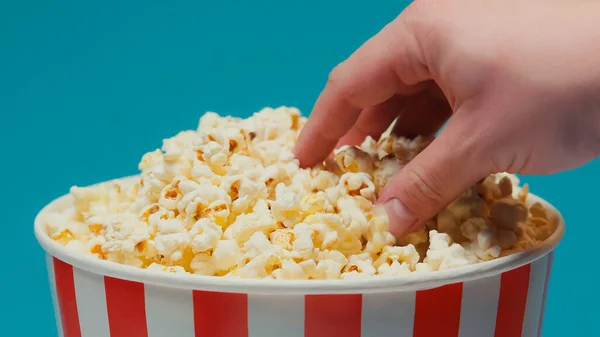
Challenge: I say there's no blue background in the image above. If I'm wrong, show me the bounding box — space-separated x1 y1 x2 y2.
1 1 597 336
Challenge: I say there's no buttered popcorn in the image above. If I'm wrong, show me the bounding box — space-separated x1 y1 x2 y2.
45 106 559 279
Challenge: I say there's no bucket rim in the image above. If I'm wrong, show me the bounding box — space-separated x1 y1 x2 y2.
34 175 565 295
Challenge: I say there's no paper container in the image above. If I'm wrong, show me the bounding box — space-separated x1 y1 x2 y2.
34 177 564 337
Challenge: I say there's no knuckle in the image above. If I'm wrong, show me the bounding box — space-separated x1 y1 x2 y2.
406 0 440 16
327 63 345 87
461 126 487 158
353 123 378 139
397 1 448 81
327 62 364 108
451 112 497 173
316 124 341 143
491 150 527 174
403 0 445 40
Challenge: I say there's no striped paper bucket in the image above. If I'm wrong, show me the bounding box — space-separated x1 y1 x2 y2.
35 181 564 337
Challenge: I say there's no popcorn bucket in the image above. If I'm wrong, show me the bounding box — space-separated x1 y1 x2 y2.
35 182 564 337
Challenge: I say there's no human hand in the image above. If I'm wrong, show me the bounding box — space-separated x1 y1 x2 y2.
294 0 600 237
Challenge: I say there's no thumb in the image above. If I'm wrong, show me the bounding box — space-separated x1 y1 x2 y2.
377 115 493 237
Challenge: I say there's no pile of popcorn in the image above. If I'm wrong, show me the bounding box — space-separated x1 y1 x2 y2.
44 106 559 279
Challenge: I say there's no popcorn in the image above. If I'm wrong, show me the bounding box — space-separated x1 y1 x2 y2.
338 173 376 200
365 212 396 254
310 168 339 191
299 192 328 215
272 183 302 228
234 253 282 279
148 263 189 274
270 229 294 251
425 231 478 271
490 198 528 230
65 239 88 255
158 183 182 211
223 200 278 245
374 245 420 270
321 231 339 250
190 253 216 276
51 229 75 246
190 219 222 253
377 261 412 277
48 106 557 280
304 213 363 257
273 259 309 280
460 218 489 242
373 155 403 194
101 214 151 256
496 228 518 249
292 224 316 259
190 160 220 184
318 250 349 266
314 259 344 280
211 240 241 271
154 232 190 262
157 218 186 234
342 253 376 279
377 135 432 163
397 226 429 246
359 136 379 156
467 240 501 261
415 263 433 273
334 145 375 174
243 232 282 259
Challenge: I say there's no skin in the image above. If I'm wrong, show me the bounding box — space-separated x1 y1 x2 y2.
294 0 600 237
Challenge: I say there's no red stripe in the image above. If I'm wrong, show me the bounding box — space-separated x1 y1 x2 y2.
53 258 82 337
494 264 531 337
413 283 463 337
193 291 248 337
537 253 554 337
105 276 148 337
304 294 362 337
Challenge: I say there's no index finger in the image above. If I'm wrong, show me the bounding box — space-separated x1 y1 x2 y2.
294 16 430 167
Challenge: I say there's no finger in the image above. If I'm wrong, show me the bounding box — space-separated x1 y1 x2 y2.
377 111 494 237
335 95 406 148
294 15 431 168
393 84 452 139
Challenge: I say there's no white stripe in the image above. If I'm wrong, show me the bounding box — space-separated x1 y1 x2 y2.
46 255 64 337
537 252 554 337
145 285 195 337
361 291 416 337
73 267 110 337
458 274 502 337
248 294 304 337
522 255 549 337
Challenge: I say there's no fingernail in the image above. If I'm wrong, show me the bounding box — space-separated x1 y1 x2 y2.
383 198 418 236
